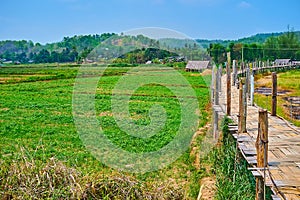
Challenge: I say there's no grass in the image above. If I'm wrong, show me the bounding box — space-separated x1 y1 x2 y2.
202 117 272 200
254 69 300 127
0 64 211 199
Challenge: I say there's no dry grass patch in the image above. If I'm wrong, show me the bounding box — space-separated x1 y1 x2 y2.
0 155 184 200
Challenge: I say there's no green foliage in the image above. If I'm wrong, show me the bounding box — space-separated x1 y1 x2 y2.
197 32 299 49
208 43 227 64
208 116 273 200
0 33 115 63
116 47 179 64
108 63 138 67
207 30 300 64
264 30 300 60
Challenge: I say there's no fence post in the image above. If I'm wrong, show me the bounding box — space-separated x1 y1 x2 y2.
211 65 216 104
242 82 247 133
246 66 250 98
215 66 220 106
227 53 231 116
213 109 219 139
238 79 247 133
250 73 255 106
238 81 243 133
218 66 222 91
271 72 277 116
232 60 237 86
255 109 268 200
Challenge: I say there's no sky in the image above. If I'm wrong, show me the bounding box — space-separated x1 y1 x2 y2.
1 0 300 44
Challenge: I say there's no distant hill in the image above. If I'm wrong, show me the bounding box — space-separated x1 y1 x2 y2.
196 31 300 48
0 31 299 63
0 34 162 63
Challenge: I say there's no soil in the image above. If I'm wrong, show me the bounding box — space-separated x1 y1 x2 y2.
190 124 217 200
201 69 212 76
198 177 216 200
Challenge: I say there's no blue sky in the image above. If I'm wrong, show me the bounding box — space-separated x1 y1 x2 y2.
1 0 300 43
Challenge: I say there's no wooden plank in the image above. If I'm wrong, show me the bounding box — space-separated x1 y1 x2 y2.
271 195 282 200
252 170 262 177
243 149 257 155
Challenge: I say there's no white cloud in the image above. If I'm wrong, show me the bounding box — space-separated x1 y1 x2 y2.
238 1 251 8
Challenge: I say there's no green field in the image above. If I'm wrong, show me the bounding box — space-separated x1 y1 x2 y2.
0 64 211 199
254 69 300 127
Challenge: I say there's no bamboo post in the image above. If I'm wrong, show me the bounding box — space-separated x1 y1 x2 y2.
226 53 231 116
238 78 247 133
232 60 237 86
211 65 216 104
246 67 250 98
238 81 243 133
243 83 247 132
250 73 255 106
215 67 220 106
255 109 268 200
218 66 222 91
213 109 219 139
271 72 277 116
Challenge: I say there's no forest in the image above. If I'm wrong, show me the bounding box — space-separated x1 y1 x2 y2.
1 31 300 65
208 30 300 64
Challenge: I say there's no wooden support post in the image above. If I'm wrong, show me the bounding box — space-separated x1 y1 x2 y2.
242 83 247 133
250 74 255 106
238 82 243 133
227 53 231 116
218 66 222 91
246 67 250 98
256 110 268 200
211 65 216 104
232 60 237 86
238 79 247 133
215 67 220 105
271 72 277 116
213 109 219 139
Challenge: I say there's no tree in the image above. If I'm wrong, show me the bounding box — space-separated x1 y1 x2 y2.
264 36 278 60
35 49 50 63
208 43 227 64
50 51 60 62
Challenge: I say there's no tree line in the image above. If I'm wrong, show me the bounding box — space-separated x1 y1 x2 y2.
1 31 300 65
113 48 180 64
0 33 116 64
208 30 300 65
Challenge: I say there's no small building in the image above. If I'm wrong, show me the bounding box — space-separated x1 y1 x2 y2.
3 61 13 64
84 58 94 63
186 61 210 72
274 59 291 65
292 61 300 65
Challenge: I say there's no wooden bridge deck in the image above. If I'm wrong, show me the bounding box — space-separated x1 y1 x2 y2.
218 72 300 200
